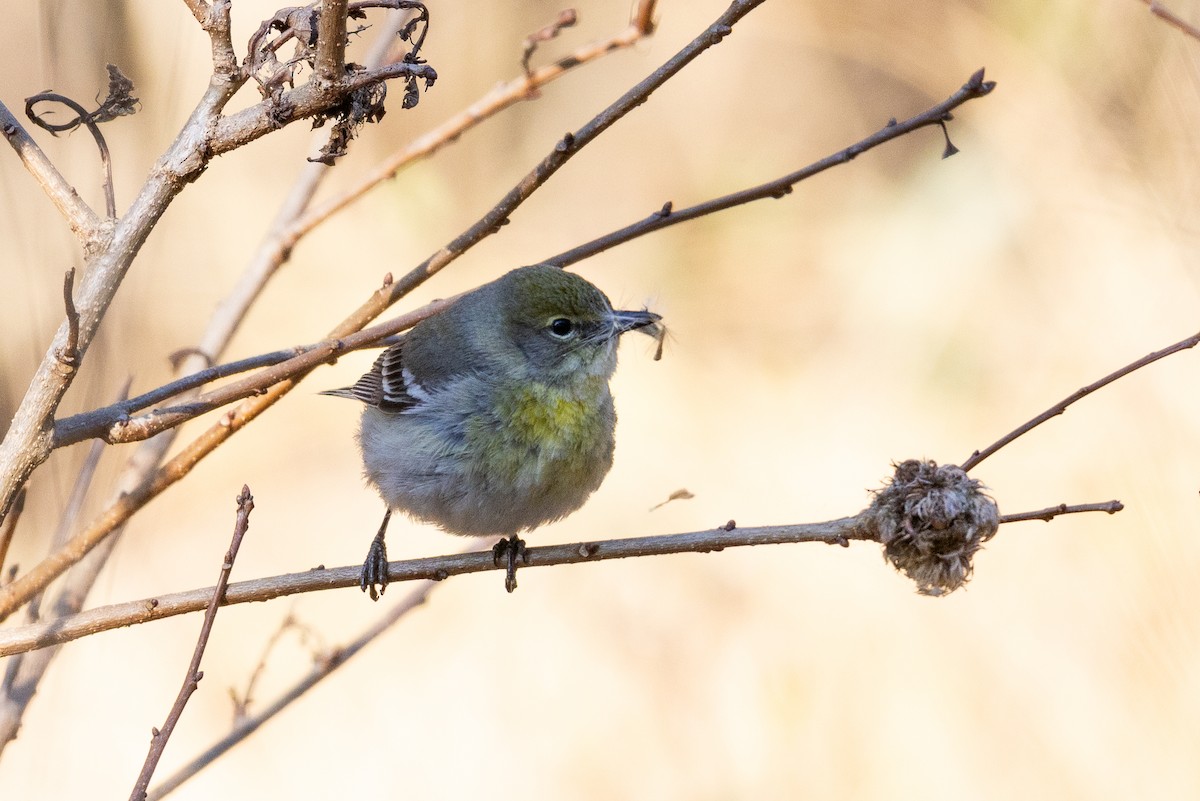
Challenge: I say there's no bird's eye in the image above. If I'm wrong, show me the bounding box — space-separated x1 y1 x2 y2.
548 318 575 338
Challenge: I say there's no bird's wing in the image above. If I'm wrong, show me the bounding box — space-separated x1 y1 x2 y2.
320 343 422 412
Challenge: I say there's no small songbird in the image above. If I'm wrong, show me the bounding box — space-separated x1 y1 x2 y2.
324 265 663 598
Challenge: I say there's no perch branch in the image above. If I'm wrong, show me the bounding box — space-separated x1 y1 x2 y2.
0 498 1123 659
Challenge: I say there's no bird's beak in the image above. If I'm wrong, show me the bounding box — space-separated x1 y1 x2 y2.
612 308 662 336
612 308 666 360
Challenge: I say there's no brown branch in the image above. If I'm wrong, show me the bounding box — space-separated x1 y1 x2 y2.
53 297 449 448
544 68 997 268
522 9 578 76
0 0 768 621
210 60 437 157
1138 0 1200 41
147 578 440 800
314 0 350 83
51 66 998 450
182 0 210 24
128 486 253 801
276 1 659 265
0 491 1126 659
1000 500 1124 524
0 383 124 755
962 329 1200 472
0 101 101 245
0 516 870 658
57 268 80 368
0 0 435 548
0 489 25 585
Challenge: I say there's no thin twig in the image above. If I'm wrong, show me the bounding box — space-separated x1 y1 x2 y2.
522 9 578 77
0 0 766 621
275 1 659 273
52 297 452 449
50 66 999 450
999 500 1124 524
962 329 1200 472
24 92 119 218
0 381 126 754
128 486 253 801
545 68 997 267
0 101 101 244
0 489 26 585
1139 0 1200 41
57 268 80 369
147 577 441 800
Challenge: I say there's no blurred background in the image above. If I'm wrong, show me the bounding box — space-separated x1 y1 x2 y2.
2 0 1200 798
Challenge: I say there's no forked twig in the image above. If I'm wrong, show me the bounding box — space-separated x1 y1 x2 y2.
127 487 253 801
147 577 441 800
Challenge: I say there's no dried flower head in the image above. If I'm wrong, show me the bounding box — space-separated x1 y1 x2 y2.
869 459 999 596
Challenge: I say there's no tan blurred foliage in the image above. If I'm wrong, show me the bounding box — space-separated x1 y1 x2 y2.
2 1 1200 799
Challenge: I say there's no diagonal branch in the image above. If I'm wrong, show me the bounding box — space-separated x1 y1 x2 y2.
0 0 769 621
0 102 102 245
127 487 253 801
545 68 997 268
146 576 441 800
962 329 1200 472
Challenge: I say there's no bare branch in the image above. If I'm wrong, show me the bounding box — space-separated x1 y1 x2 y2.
1138 0 1200 41
314 0 350 83
24 65 140 219
544 68 997 268
182 0 210 24
999 500 1125 524
0 102 101 244
0 486 1126 660
57 268 80 368
521 9 577 77
279 4 659 258
128 487 253 801
0 0 769 620
0 489 25 584
147 577 440 800
962 329 1200 472
0 516 870 658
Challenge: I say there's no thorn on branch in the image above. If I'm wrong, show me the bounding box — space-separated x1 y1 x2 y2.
938 120 959 159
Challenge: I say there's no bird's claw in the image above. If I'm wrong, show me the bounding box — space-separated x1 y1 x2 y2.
492 535 527 593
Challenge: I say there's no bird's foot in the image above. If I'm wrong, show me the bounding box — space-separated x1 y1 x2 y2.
360 523 390 601
492 535 527 593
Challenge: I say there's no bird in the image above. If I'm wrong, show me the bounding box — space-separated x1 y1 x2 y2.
324 264 663 598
